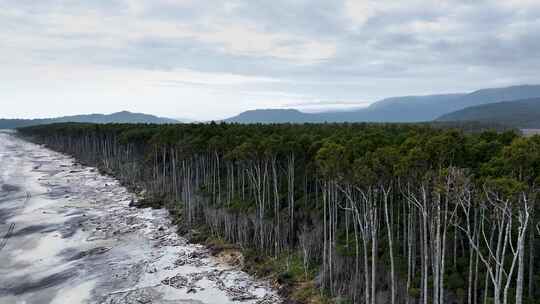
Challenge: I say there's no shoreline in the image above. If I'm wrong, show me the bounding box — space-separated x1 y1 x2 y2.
0 131 280 304
16 131 326 304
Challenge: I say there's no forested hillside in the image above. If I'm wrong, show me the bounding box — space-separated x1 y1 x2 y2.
18 123 540 304
226 84 540 123
0 111 179 129
437 98 540 128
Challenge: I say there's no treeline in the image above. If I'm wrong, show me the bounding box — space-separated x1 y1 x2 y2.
19 122 540 304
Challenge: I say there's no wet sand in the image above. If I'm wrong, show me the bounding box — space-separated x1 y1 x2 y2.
0 131 279 304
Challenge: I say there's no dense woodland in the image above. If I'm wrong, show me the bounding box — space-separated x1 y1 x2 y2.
19 122 540 304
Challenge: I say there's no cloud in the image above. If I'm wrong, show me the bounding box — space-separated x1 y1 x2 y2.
285 100 371 107
0 0 539 119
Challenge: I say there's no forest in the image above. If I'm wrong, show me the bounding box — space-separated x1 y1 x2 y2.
18 122 540 304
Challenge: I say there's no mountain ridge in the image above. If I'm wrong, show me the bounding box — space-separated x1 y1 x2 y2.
0 111 180 129
225 84 540 123
436 98 540 129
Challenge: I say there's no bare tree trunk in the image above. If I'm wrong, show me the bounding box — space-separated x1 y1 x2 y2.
383 186 396 304
528 225 535 299
516 193 531 304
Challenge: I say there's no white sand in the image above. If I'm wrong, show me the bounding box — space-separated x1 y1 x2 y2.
0 131 279 304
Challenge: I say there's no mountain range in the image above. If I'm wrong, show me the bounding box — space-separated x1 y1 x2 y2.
225 84 540 124
2 84 540 129
0 111 179 129
436 98 540 129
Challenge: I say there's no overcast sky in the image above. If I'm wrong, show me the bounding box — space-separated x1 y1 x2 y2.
1 0 540 120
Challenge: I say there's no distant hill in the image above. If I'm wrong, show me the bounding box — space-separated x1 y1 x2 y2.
224 109 323 123
0 111 179 129
436 98 540 129
362 93 467 121
225 84 540 123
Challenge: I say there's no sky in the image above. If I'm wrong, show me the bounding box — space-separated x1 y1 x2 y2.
1 0 540 120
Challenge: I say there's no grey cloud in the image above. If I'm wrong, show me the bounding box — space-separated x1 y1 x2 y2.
231 0 347 37
1 0 540 119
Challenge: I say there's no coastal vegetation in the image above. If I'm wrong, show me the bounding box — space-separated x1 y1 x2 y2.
19 122 540 304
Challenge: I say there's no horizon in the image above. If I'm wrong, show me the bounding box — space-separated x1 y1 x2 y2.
3 83 540 121
2 1 540 120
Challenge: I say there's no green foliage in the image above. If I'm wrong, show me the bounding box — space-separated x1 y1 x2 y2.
484 177 526 198
227 198 255 213
446 272 465 290
21 122 532 186
456 288 465 301
316 141 348 180
18 121 540 304
408 288 421 298
334 297 353 304
335 230 357 257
